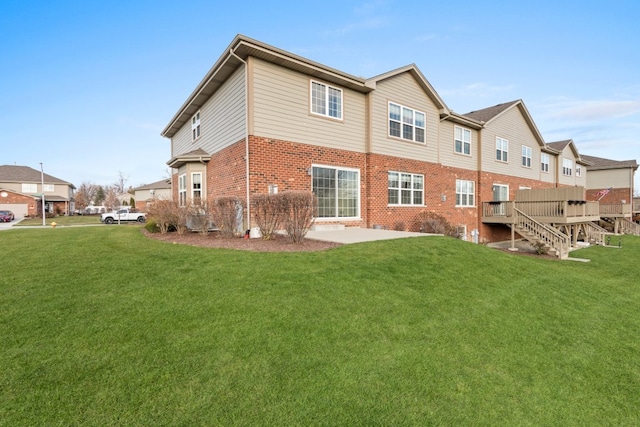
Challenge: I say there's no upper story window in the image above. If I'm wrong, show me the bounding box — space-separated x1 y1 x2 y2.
496 137 508 162
311 81 342 119
389 102 425 143
178 174 187 206
22 183 37 193
192 172 202 203
562 158 573 176
44 184 55 192
191 111 201 141
456 179 475 207
388 171 424 206
576 165 582 177
522 145 532 168
541 153 550 173
455 126 471 155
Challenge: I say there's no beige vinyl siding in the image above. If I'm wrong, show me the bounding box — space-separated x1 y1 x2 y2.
369 73 439 163
556 146 580 186
587 169 631 189
540 153 555 184
439 121 477 171
252 58 366 152
2 182 72 199
480 107 546 180
172 67 247 158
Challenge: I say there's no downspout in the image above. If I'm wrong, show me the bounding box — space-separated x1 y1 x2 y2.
229 48 251 230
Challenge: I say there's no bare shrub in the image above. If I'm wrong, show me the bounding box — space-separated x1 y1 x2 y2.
211 197 244 238
252 194 284 240
146 199 179 234
393 221 406 231
414 211 460 238
280 191 316 243
187 200 212 236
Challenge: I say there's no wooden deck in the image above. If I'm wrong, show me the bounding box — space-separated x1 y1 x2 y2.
482 200 601 224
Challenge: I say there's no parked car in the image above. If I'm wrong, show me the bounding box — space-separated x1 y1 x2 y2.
0 210 15 222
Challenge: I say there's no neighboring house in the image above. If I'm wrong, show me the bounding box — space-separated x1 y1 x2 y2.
133 179 172 211
161 35 638 249
582 155 637 204
0 165 75 217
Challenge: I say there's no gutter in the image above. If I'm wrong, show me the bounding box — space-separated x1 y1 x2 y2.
229 48 251 230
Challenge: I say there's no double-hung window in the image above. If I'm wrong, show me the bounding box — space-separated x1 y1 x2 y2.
178 174 187 207
496 137 508 162
541 153 550 173
522 145 532 168
456 180 475 207
455 126 471 155
388 172 424 205
312 165 359 218
311 81 342 119
191 172 202 203
191 111 201 141
562 158 573 176
389 102 425 143
44 184 55 192
576 166 582 177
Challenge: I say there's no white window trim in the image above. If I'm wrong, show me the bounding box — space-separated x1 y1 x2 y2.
191 111 201 141
44 184 55 192
22 183 38 193
388 171 424 206
454 126 471 156
496 137 508 162
576 165 582 177
455 179 475 207
191 172 203 202
312 164 360 220
310 80 343 120
178 174 187 207
522 145 532 168
388 102 426 144
541 153 550 173
562 158 573 176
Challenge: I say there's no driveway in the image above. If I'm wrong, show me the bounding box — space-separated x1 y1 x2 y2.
306 227 434 244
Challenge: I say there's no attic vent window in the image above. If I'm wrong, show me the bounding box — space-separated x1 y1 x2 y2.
191 111 201 141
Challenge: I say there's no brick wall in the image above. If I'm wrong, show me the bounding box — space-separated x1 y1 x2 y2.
586 187 632 204
0 191 38 216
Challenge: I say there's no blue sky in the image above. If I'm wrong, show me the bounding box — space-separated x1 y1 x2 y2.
2 0 639 190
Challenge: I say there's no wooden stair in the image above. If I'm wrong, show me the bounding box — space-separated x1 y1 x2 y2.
511 208 571 259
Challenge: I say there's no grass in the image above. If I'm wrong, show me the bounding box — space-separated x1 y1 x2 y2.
15 215 104 226
1 226 640 426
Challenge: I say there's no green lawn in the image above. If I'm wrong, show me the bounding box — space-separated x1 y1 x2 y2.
15 215 103 226
1 227 639 426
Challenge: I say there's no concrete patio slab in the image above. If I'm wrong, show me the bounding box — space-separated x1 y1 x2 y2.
306 227 437 244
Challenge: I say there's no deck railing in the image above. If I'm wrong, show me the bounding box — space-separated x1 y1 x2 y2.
599 203 632 217
619 218 640 235
483 200 600 222
513 209 570 258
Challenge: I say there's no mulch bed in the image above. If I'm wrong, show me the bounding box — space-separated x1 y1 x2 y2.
143 230 342 252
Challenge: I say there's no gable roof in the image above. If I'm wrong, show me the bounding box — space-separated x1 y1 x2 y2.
547 140 589 164
581 154 638 171
463 100 547 148
365 65 450 115
462 100 520 123
134 179 172 191
0 165 75 188
161 34 373 139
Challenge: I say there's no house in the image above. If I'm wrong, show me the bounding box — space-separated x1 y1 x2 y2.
133 179 172 211
0 165 75 218
161 35 638 251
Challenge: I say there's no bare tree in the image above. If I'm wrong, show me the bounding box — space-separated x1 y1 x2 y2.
104 186 120 212
75 182 99 209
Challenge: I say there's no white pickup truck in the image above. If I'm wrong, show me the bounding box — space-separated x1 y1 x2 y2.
100 208 146 224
